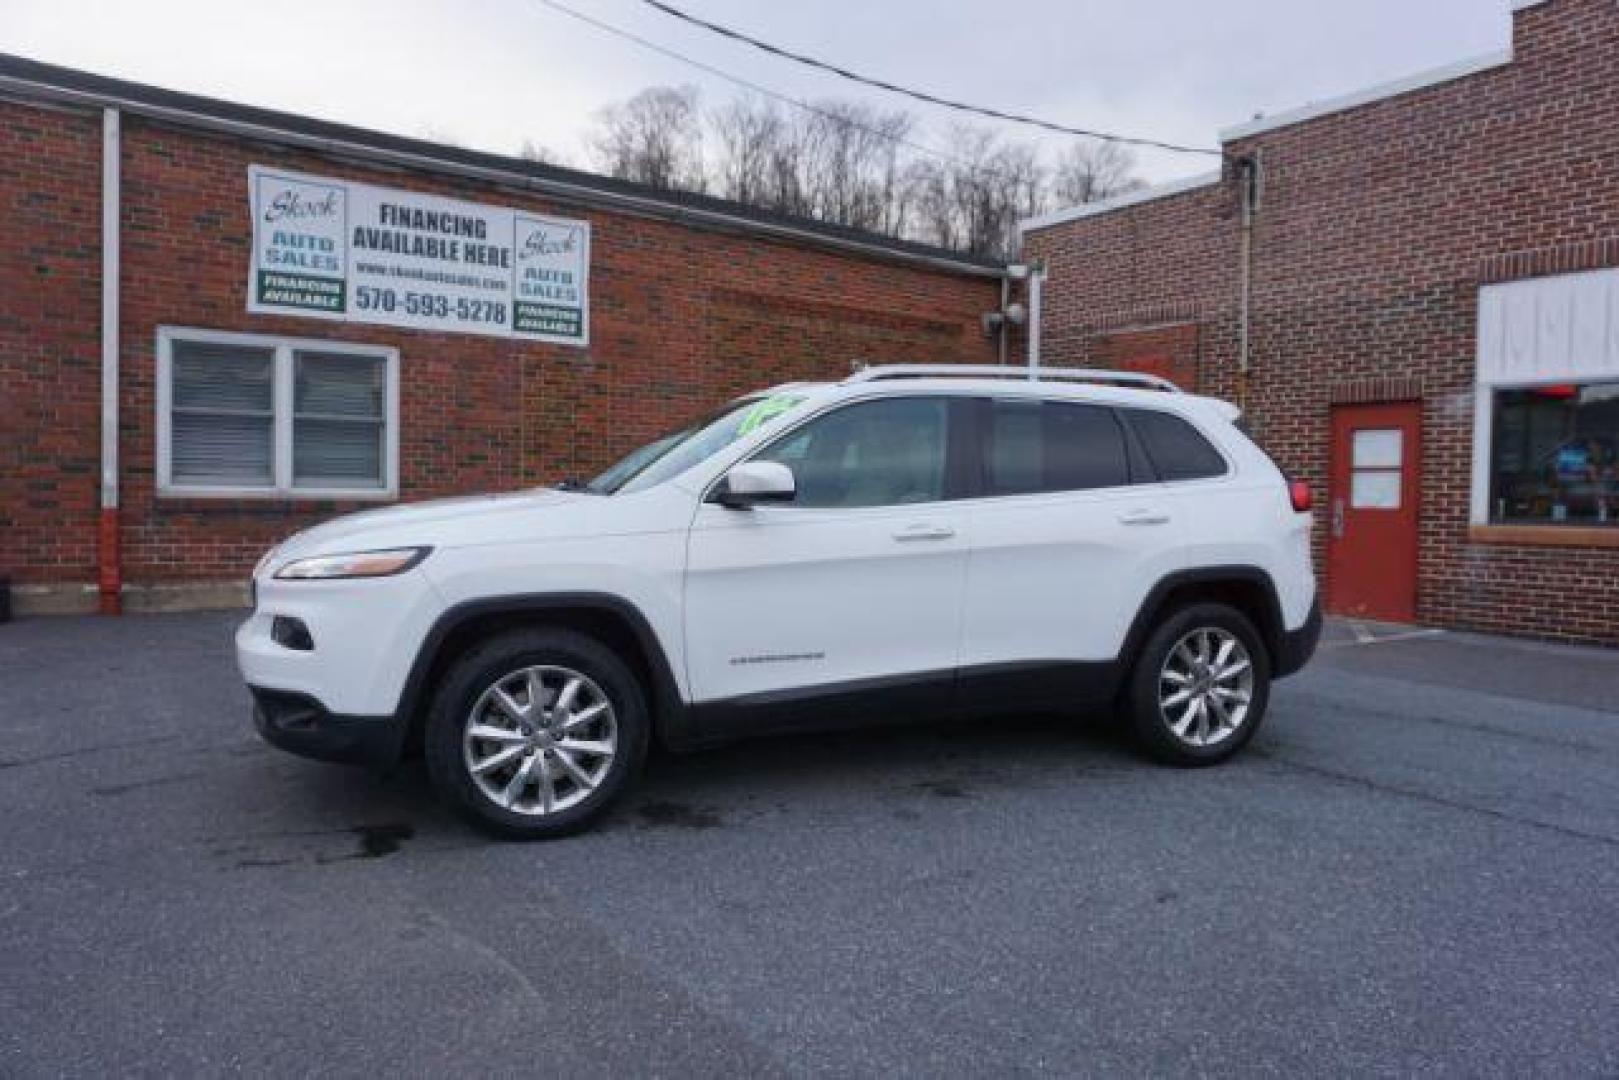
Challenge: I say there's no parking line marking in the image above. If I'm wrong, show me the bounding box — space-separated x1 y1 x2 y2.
1341 621 1447 647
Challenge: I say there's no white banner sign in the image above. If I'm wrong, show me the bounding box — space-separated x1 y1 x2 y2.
247 165 590 345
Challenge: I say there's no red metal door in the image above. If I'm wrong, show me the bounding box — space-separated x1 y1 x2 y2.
1327 402 1421 622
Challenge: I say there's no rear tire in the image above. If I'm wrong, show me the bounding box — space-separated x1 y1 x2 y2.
425 628 650 839
1124 603 1270 766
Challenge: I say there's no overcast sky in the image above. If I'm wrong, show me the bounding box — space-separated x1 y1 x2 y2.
6 0 1523 188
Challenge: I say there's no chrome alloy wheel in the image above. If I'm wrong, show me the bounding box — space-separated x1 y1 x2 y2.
1157 627 1254 748
462 665 618 816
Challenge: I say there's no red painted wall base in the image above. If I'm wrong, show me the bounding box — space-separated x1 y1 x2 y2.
98 507 120 615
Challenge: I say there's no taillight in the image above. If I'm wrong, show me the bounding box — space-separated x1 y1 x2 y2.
1288 480 1313 513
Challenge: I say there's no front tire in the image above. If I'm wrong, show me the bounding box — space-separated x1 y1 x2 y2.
1124 603 1270 766
425 628 650 839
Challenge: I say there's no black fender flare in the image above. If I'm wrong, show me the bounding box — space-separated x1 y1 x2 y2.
1117 566 1288 673
394 591 690 747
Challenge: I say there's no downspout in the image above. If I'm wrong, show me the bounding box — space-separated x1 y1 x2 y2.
1026 262 1045 376
1235 151 1260 411
998 273 1010 365
99 108 121 615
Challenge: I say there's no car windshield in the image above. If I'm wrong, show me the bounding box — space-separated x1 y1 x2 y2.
587 392 808 495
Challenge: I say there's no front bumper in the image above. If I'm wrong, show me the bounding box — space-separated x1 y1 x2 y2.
1274 597 1323 679
250 687 407 768
236 567 442 718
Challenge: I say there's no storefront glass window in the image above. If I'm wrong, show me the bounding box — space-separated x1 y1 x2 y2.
1489 381 1619 526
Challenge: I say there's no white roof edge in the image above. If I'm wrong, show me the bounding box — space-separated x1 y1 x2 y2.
1018 170 1223 234
1219 49 1513 143
1019 1 1547 233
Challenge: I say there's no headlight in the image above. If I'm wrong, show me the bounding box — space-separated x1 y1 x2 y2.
274 546 432 581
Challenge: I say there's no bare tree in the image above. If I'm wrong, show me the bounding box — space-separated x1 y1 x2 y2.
707 97 916 234
573 84 1143 258
591 85 706 192
906 127 1046 258
1052 140 1146 205
794 101 913 234
904 156 957 250
762 111 814 218
519 139 568 166
709 96 784 206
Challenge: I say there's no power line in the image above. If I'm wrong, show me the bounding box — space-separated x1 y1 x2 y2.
534 0 1015 180
638 0 1222 158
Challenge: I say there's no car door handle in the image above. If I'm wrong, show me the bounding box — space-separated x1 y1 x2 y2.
1118 509 1171 526
892 524 956 542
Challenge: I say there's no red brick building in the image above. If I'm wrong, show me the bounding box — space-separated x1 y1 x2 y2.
0 55 1008 615
1021 0 1619 646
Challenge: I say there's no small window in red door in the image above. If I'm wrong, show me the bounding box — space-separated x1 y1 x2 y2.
1350 429 1403 509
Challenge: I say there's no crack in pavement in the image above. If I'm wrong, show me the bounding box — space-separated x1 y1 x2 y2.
0 734 187 770
208 822 454 869
416 909 550 1010
204 821 423 846
1305 696 1614 757
1252 748 1619 851
1309 663 1619 721
91 772 206 798
400 896 791 1077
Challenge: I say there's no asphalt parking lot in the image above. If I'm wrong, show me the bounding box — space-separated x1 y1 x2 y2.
2 612 1617 1077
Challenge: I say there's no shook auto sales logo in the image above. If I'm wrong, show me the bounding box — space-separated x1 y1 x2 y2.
521 224 581 258
263 187 341 223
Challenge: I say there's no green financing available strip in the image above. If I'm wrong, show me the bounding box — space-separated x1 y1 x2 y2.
256 271 345 313
514 301 583 338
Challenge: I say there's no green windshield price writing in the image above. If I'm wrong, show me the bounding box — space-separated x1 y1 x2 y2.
737 395 803 435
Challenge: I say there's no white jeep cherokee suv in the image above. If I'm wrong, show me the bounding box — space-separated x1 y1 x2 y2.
238 365 1321 838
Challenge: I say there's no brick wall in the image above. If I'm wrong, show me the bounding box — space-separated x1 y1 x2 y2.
0 99 1003 603
1087 321 1201 391
1024 0 1619 647
0 104 103 592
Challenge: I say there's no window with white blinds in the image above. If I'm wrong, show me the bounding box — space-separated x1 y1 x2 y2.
170 341 276 486
293 351 386 489
158 329 398 497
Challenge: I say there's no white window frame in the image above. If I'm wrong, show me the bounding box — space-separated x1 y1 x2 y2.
156 326 400 500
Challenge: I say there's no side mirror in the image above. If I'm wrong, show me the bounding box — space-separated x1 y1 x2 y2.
712 461 796 509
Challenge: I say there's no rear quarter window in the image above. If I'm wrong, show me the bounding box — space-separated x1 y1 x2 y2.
981 399 1130 495
1127 409 1228 481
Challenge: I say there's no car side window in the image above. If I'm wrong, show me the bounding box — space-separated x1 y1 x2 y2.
754 397 949 508
1126 409 1228 481
981 399 1130 496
